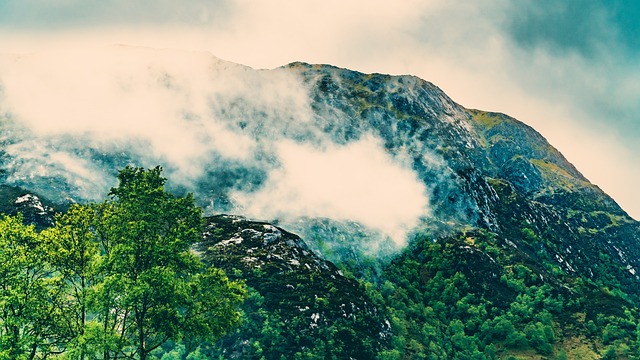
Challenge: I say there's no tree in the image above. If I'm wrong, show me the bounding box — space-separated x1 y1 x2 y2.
181 268 246 354
89 166 245 359
41 204 100 360
0 215 69 359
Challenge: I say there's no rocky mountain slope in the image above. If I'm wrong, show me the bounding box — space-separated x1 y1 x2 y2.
197 215 389 358
1 50 639 358
286 61 640 297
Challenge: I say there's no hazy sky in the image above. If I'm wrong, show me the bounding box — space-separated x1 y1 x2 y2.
1 0 639 219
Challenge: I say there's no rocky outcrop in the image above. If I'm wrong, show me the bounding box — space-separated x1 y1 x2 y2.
0 185 57 229
197 215 389 358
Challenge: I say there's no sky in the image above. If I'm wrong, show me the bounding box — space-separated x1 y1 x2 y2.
0 0 639 220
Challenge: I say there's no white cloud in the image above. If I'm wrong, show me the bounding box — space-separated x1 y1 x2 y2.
233 136 429 247
0 46 305 183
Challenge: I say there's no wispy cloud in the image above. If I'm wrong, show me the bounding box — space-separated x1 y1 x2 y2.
233 136 429 247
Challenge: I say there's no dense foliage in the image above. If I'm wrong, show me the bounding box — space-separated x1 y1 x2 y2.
0 167 245 359
367 229 640 359
3 167 640 359
2 168 640 360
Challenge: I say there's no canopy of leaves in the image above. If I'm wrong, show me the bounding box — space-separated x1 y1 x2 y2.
0 166 246 359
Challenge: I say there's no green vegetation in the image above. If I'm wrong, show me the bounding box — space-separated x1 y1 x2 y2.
530 159 590 192
359 228 640 359
196 211 640 359
0 215 69 359
2 166 640 359
469 110 503 130
0 167 245 359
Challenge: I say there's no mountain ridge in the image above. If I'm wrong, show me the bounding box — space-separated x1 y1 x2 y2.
1 49 639 357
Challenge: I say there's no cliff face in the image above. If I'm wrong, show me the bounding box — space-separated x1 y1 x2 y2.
0 185 58 229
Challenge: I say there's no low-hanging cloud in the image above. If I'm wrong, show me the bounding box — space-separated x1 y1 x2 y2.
233 136 429 247
0 46 310 183
0 45 432 249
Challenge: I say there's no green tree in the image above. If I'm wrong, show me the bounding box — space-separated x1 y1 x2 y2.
0 215 69 359
181 268 245 354
602 345 618 360
88 166 245 359
41 204 100 360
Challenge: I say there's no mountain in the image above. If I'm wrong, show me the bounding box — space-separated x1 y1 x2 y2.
1 48 639 358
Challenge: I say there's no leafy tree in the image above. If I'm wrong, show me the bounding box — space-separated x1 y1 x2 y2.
0 167 245 359
87 166 245 359
556 349 568 360
602 345 618 360
41 204 100 360
0 215 69 359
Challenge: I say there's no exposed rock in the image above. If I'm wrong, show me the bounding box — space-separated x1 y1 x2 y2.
197 215 390 358
0 185 57 229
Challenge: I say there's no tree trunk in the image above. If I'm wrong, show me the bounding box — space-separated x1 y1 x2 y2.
138 312 146 360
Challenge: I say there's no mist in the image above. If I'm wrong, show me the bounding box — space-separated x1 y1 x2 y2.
0 45 431 250
233 136 429 247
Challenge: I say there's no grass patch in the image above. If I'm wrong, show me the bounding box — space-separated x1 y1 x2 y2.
469 110 503 130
